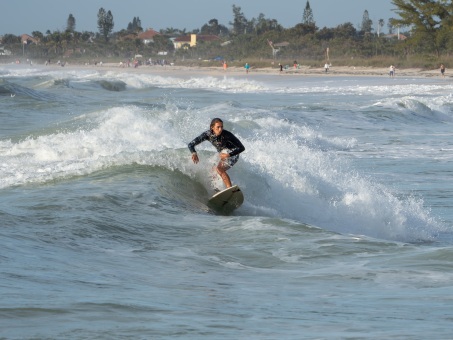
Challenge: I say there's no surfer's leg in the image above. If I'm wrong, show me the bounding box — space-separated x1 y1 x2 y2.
216 154 239 188
216 162 232 188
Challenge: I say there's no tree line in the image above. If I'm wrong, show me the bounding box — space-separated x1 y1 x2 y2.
1 1 452 66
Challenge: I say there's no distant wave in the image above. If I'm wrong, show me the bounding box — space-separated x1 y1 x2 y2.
0 80 59 101
97 80 127 91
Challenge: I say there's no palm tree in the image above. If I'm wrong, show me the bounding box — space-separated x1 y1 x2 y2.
378 19 385 37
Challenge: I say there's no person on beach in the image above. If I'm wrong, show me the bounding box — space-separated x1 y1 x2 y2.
245 63 250 74
440 64 446 77
324 62 330 73
389 65 395 77
279 63 283 73
188 118 245 189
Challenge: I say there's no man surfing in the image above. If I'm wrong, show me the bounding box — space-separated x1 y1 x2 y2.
188 118 245 189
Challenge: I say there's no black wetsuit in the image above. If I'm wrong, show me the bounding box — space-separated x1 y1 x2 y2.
188 129 245 166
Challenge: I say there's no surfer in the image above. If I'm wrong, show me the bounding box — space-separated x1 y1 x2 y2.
188 118 245 189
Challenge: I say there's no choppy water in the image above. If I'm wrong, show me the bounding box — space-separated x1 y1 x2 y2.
1 64 453 339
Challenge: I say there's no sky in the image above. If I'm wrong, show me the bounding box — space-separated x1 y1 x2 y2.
1 0 395 36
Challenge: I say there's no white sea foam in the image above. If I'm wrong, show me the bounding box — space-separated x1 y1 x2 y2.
0 67 446 243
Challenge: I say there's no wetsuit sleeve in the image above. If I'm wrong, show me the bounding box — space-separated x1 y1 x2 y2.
188 131 209 153
226 132 245 157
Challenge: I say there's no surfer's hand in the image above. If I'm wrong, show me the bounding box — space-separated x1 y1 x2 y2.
220 153 229 160
192 153 199 164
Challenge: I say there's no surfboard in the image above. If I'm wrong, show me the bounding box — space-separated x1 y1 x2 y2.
208 185 244 212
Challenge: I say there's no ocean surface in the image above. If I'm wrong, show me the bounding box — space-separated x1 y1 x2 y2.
1 64 453 339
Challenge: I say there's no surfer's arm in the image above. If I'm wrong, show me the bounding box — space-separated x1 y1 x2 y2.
188 131 209 163
188 131 209 153
225 132 245 157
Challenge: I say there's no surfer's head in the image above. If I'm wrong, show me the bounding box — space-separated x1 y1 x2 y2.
210 118 224 136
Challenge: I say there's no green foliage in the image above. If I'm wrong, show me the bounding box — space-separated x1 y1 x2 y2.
391 0 453 57
5 2 453 67
127 17 142 33
97 8 114 42
251 14 283 35
32 31 44 41
67 14 76 32
302 1 315 25
361 10 373 34
1 34 20 44
200 19 229 36
291 23 317 36
230 5 248 35
338 22 357 40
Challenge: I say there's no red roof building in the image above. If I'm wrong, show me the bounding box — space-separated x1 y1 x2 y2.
21 34 39 45
138 29 160 44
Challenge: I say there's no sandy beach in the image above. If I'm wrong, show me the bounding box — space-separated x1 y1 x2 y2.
30 62 447 79
2 58 448 79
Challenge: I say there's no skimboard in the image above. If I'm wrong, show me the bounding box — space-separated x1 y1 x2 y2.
208 185 244 212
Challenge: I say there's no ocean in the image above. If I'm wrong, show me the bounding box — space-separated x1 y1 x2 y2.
1 64 452 339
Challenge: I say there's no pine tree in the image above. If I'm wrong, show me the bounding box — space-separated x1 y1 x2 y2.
302 0 315 25
230 5 248 35
361 10 373 34
67 14 76 32
97 8 114 42
127 17 143 33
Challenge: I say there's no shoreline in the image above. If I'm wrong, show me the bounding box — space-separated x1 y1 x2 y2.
1 61 447 78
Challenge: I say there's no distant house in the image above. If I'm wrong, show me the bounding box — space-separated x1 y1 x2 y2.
21 34 39 45
138 28 160 44
172 35 191 49
173 34 220 50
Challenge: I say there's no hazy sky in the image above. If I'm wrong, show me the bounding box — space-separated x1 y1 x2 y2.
1 0 395 35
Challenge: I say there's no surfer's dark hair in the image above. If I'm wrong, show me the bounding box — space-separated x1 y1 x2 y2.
210 118 223 130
